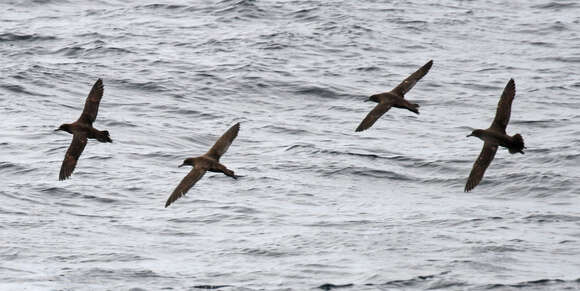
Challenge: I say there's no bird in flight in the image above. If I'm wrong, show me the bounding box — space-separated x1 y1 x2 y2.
165 123 240 208
56 79 112 181
465 78 525 192
355 60 433 132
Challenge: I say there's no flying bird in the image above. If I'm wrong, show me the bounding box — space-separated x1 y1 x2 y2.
355 60 433 132
165 123 240 208
465 78 525 192
56 79 112 181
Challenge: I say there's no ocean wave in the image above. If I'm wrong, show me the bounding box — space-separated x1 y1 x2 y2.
0 33 56 42
214 0 265 19
0 84 45 96
522 214 580 223
484 278 580 289
325 166 413 180
136 3 188 11
318 272 461 290
81 267 162 279
318 283 353 290
294 85 345 99
54 44 133 57
531 2 578 9
191 285 231 290
79 253 152 263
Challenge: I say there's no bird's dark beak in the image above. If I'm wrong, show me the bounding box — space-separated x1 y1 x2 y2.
466 134 473 137
178 163 185 168
54 128 61 132
364 99 371 102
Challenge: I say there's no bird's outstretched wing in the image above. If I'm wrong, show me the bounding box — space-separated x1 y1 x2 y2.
78 79 104 124
392 60 433 97
355 102 392 132
165 168 207 208
206 123 240 161
59 133 88 180
490 79 516 133
465 142 498 192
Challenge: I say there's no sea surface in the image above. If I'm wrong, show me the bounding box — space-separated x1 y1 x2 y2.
1 0 580 290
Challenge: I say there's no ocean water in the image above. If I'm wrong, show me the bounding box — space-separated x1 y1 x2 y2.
1 0 580 290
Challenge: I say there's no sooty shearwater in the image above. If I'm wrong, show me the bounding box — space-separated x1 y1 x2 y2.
56 79 112 180
465 79 525 192
355 60 433 132
165 122 240 208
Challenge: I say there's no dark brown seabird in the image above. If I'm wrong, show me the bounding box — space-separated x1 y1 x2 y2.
56 79 112 181
465 79 525 192
165 122 240 208
355 60 433 132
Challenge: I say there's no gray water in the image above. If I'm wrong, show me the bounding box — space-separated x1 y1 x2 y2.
1 0 580 290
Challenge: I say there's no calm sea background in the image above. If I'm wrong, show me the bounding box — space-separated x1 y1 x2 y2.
1 0 579 290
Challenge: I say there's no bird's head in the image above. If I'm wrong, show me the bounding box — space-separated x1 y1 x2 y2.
179 158 195 168
466 129 484 138
366 94 380 103
55 124 72 133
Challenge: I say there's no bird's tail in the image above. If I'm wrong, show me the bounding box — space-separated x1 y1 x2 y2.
407 103 420 115
223 169 237 180
97 130 113 143
509 133 525 154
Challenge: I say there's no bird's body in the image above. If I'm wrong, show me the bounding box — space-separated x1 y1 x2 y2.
56 79 112 181
165 122 240 208
186 156 235 177
465 79 525 192
374 92 420 113
58 123 111 143
469 129 524 153
355 60 432 132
